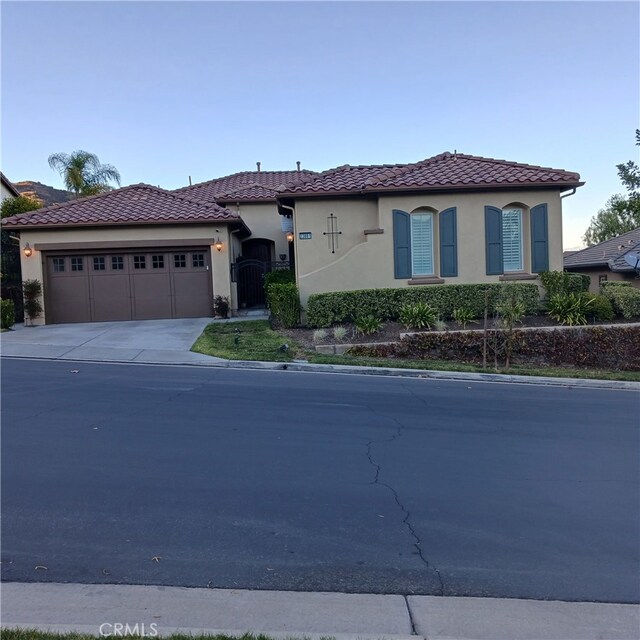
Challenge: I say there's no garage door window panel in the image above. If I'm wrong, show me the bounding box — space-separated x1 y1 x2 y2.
53 258 65 273
174 254 187 268
111 256 124 270
133 255 147 269
152 255 165 269
71 257 84 272
93 257 106 271
192 253 205 268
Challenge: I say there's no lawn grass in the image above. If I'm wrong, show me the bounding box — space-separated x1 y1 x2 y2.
191 320 297 362
1 631 287 640
190 320 639 382
307 353 640 382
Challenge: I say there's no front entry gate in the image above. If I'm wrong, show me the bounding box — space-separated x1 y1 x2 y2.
231 260 290 308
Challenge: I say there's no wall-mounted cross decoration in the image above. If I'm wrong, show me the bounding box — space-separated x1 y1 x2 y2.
323 213 342 254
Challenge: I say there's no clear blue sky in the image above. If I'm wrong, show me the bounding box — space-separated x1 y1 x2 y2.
2 1 638 248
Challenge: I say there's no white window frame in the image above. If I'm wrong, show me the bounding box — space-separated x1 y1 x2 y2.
502 207 523 272
411 212 435 277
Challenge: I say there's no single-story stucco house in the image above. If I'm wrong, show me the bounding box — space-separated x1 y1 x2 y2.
277 152 583 307
563 228 640 292
1 153 583 324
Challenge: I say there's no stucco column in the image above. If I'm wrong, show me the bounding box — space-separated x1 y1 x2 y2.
210 226 234 315
19 234 46 325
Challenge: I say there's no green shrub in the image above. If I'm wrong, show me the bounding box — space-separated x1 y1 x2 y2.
268 283 301 328
547 292 593 326
350 326 640 370
313 329 328 343
452 306 477 329
1 299 15 329
306 283 540 327
585 293 615 322
264 270 295 308
399 302 437 330
540 271 590 298
332 326 348 341
213 295 230 318
600 280 632 291
603 285 640 319
22 279 43 323
354 315 384 335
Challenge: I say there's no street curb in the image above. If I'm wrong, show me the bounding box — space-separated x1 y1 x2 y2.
2 353 638 391
0 624 421 640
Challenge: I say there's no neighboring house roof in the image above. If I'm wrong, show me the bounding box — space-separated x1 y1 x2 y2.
1 172 20 197
1 183 242 230
175 169 317 203
563 228 640 272
278 152 583 197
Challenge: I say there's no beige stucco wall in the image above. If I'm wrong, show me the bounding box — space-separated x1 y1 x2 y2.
16 223 235 324
1 182 16 202
227 202 291 260
293 190 563 305
567 267 640 293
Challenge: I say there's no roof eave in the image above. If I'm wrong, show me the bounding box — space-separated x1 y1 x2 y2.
0 217 241 231
279 181 584 199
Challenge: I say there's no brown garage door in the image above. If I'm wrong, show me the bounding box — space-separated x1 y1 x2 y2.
45 249 212 324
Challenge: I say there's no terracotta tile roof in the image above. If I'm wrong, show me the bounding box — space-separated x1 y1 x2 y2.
564 228 640 272
174 170 317 203
278 152 583 196
1 183 240 229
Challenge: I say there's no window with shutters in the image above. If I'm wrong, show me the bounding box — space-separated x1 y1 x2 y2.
411 212 435 276
502 208 523 272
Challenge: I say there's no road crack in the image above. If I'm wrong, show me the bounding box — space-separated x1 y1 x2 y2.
366 415 445 596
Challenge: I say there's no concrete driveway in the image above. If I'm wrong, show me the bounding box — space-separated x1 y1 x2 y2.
0 318 224 365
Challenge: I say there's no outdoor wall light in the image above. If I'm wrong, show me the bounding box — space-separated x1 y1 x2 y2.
23 243 33 257
214 237 223 252
286 232 294 243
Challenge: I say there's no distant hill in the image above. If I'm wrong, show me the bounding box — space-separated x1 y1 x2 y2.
14 181 73 207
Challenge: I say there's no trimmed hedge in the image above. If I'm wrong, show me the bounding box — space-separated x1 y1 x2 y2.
349 326 640 370
1 299 15 329
306 283 540 327
268 283 301 328
540 271 590 298
264 269 295 309
602 284 640 319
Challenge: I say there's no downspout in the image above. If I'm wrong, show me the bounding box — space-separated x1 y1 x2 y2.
560 188 577 272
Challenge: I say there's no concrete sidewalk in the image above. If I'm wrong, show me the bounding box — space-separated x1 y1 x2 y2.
2 583 638 640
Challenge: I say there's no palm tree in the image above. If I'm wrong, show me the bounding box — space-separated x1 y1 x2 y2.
48 150 121 197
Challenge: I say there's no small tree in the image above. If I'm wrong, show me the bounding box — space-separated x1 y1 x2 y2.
583 130 640 245
22 279 43 325
1 195 42 219
494 286 526 370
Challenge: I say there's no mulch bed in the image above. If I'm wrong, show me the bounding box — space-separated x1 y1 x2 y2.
278 316 639 350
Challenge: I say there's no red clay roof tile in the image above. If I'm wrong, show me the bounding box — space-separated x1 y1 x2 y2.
174 170 317 203
279 153 582 196
1 183 240 229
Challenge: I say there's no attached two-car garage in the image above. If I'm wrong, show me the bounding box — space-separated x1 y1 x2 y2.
45 247 213 324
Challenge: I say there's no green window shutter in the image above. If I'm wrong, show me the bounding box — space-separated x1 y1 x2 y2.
485 206 504 275
530 203 549 273
439 207 458 277
393 209 412 279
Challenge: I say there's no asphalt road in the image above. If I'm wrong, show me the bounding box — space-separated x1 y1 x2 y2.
1 358 638 603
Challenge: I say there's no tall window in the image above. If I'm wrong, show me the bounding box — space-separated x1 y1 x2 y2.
502 208 523 272
411 212 434 276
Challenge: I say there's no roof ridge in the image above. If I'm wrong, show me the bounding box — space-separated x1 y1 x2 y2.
174 169 318 193
450 153 581 178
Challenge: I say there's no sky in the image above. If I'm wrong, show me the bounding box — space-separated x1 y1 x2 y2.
2 1 638 249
